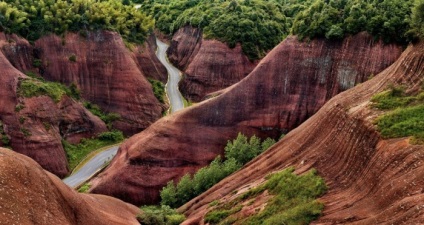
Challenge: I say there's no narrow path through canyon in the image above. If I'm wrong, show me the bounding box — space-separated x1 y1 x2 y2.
63 146 119 188
63 38 185 188
156 38 185 113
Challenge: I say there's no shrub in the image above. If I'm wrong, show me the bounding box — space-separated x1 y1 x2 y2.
136 205 185 225
148 79 166 104
83 102 121 129
160 134 276 208
18 78 80 103
372 86 424 143
63 131 124 170
78 183 91 193
69 54 77 62
33 59 42 68
205 168 327 225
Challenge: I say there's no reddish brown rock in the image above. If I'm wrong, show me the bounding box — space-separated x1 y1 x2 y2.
167 26 258 102
180 41 424 225
0 33 34 72
0 148 139 225
133 34 168 83
0 34 108 178
90 33 402 205
34 31 162 135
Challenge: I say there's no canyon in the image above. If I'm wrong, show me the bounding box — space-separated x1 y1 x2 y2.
0 31 166 177
180 40 424 224
90 32 403 205
167 26 258 102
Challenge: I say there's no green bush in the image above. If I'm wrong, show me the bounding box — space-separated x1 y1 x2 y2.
83 102 121 129
205 168 327 225
137 205 185 225
372 86 424 143
69 54 77 62
78 183 91 193
63 131 124 170
148 79 166 104
408 0 424 39
160 134 276 208
18 78 81 103
98 131 124 142
0 0 154 44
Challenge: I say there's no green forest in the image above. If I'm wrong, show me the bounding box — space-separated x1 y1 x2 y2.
0 0 154 43
139 0 423 59
1 0 423 58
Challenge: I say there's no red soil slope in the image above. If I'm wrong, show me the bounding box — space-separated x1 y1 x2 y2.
0 148 139 225
167 26 257 102
34 31 163 135
180 41 424 224
0 33 107 178
90 33 402 205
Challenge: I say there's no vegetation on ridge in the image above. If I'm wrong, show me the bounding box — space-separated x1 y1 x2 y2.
0 0 153 43
204 167 327 225
160 133 276 208
138 0 419 59
372 85 424 144
17 78 80 102
63 130 124 171
136 205 185 225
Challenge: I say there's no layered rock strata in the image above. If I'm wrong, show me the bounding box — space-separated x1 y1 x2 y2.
167 26 257 102
91 33 402 205
181 40 424 225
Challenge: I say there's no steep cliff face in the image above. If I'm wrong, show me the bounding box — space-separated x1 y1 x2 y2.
133 34 168 83
90 33 402 205
167 26 257 102
34 31 163 135
180 41 424 225
0 148 139 225
0 33 108 178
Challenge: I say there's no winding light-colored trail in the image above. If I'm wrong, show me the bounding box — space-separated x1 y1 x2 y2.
156 38 185 113
63 38 185 188
63 146 119 188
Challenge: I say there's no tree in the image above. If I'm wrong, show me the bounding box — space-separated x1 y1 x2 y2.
410 0 424 38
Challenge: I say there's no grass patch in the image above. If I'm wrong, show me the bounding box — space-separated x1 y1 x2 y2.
0 121 10 147
137 205 185 225
372 85 424 143
18 78 81 102
375 105 424 143
63 130 124 171
205 168 327 225
148 78 166 104
68 54 77 62
160 134 276 208
83 102 121 129
78 183 91 193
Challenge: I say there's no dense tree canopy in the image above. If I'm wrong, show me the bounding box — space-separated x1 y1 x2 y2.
0 0 154 43
139 0 418 59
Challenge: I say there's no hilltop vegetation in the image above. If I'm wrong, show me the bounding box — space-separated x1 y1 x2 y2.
0 0 153 43
138 0 420 59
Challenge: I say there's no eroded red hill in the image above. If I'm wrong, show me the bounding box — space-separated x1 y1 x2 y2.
90 33 402 205
180 40 424 225
0 148 139 225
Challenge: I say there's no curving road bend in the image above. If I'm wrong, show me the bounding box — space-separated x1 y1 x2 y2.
63 146 119 188
63 38 185 188
156 38 185 113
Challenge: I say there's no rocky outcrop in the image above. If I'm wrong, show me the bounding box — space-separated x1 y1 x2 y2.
167 26 257 102
34 31 163 135
133 34 168 83
0 33 108 178
90 33 402 205
0 148 139 225
180 41 424 225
